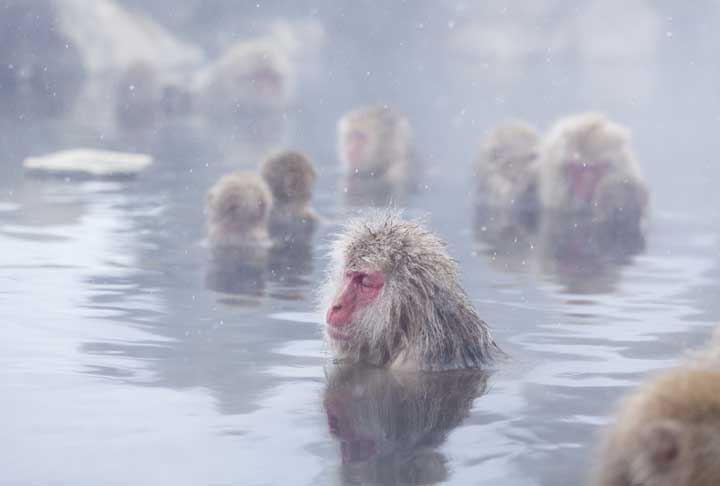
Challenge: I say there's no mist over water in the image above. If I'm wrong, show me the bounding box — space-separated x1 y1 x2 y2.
1 1 719 485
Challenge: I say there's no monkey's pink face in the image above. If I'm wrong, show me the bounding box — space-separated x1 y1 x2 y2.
324 393 378 463
565 159 610 202
249 67 282 97
344 130 371 168
326 270 385 340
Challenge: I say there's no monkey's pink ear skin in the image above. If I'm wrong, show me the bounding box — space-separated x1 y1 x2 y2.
639 421 685 472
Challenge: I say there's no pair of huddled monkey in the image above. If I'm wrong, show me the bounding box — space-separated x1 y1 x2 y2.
116 38 293 130
205 150 318 296
473 113 650 293
206 150 318 250
475 112 649 228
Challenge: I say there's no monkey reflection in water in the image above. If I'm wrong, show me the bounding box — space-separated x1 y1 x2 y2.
535 211 645 294
324 365 489 485
205 171 273 297
337 105 417 207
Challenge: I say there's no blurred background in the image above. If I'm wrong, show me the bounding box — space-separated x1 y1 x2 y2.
1 1 719 485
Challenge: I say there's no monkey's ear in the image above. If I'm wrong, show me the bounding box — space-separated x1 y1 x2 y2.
637 420 686 473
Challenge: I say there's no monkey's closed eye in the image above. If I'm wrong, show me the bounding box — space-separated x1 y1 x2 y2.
358 273 384 289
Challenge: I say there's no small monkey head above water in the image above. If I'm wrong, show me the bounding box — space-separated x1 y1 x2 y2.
592 367 720 486
206 172 273 247
337 106 412 182
260 150 316 209
475 119 540 208
320 211 500 370
115 61 162 130
539 113 645 212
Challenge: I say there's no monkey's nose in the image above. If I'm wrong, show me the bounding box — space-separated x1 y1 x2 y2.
331 303 342 311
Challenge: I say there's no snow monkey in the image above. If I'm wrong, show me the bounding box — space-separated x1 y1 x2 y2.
538 113 648 225
592 364 720 486
194 40 293 117
475 119 540 210
337 105 414 188
205 172 273 295
259 149 318 240
320 211 501 370
206 171 273 248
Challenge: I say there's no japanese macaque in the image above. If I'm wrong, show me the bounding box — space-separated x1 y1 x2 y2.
194 41 293 118
206 172 273 249
538 113 648 224
260 150 318 240
592 342 720 486
475 120 540 210
115 61 163 130
337 106 414 194
320 211 501 370
259 150 318 291
205 172 272 296
324 365 488 484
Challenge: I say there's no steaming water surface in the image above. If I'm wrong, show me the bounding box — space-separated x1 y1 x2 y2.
2 4 720 481
1 112 718 486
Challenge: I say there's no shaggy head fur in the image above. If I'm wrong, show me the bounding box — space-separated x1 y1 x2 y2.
206 172 273 246
320 211 501 370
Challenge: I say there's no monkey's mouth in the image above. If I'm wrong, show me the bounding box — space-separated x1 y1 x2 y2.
326 326 351 341
565 160 610 202
252 68 282 96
